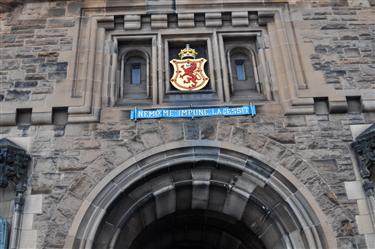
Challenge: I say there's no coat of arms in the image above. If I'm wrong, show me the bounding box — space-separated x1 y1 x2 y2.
170 44 209 91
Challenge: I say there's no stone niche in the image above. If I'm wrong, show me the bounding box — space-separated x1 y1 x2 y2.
1 0 374 125
68 2 326 123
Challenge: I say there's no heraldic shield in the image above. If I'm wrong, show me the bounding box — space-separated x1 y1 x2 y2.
170 44 209 91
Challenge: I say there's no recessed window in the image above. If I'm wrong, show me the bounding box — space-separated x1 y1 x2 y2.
229 50 256 94
115 38 154 106
131 63 141 85
235 60 246 81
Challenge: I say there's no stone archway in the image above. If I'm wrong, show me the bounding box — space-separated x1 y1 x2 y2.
63 141 335 249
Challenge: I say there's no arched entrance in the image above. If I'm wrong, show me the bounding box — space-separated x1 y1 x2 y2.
64 142 334 249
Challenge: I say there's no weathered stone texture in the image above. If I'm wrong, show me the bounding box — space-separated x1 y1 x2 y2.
0 1 373 249
0 110 366 248
0 1 74 103
301 6 375 90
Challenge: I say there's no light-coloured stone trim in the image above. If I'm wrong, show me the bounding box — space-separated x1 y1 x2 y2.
64 141 336 249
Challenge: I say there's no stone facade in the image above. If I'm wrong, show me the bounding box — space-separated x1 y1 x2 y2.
0 0 374 249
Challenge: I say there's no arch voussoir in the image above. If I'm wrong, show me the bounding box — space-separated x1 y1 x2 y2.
57 140 337 249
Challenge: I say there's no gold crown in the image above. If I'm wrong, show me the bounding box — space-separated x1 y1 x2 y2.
178 44 198 59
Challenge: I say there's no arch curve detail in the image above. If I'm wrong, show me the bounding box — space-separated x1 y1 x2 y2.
63 140 336 249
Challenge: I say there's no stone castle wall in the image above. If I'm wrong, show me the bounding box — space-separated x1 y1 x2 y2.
0 1 374 105
0 1 78 103
0 0 374 248
1 111 374 248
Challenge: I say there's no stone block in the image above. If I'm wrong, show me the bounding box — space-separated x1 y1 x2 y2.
362 100 375 112
357 199 370 215
32 112 52 125
140 132 163 148
184 121 199 140
23 194 43 214
19 230 38 249
151 14 168 29
70 174 96 200
95 130 120 140
261 140 286 161
200 121 217 140
56 156 85 171
0 201 12 218
356 215 375 234
285 116 306 127
124 15 141 30
321 23 348 30
178 13 195 28
160 122 183 142
345 181 365 200
48 8 65 17
5 90 31 101
365 234 375 249
329 100 348 113
268 133 295 144
21 213 34 230
222 189 248 220
0 113 16 126
192 181 209 209
216 122 232 142
205 13 222 27
0 60 20 70
232 11 249 26
47 18 75 28
231 127 267 152
67 2 82 15
154 187 176 218
48 71 67 80
40 62 67 73
64 123 91 137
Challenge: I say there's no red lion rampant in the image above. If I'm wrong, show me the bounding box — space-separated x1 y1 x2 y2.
180 62 201 87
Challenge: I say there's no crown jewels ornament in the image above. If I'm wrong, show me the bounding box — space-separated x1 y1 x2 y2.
178 44 198 59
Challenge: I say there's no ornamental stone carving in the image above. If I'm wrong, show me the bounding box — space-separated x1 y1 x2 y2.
351 124 375 196
0 138 30 189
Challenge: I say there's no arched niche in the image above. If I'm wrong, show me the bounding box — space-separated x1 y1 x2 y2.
63 141 335 249
115 44 152 106
227 46 260 95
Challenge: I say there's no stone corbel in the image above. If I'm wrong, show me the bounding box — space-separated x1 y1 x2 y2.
351 124 375 196
257 11 274 26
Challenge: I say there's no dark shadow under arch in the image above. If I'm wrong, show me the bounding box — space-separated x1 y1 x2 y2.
64 142 334 249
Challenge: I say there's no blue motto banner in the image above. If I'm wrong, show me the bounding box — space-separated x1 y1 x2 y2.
130 105 256 120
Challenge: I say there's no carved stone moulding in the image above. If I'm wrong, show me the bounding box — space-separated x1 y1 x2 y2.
0 138 31 189
351 124 375 196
